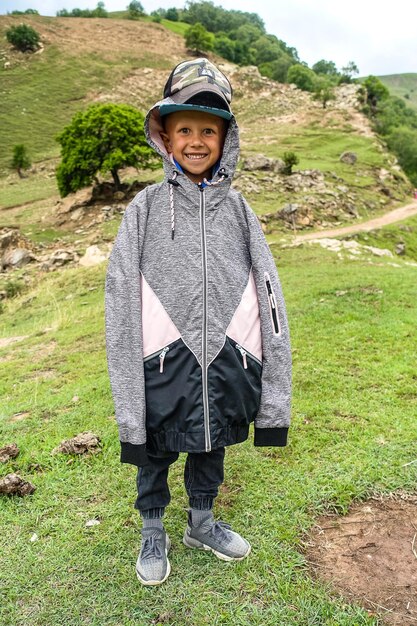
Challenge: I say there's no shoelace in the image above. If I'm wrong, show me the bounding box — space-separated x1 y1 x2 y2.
207 520 232 544
140 534 163 560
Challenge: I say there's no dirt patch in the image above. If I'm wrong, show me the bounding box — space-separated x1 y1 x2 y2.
305 494 417 625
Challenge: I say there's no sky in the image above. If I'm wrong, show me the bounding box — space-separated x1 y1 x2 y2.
2 0 416 76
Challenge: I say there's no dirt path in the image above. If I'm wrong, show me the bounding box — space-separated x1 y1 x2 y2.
293 200 417 243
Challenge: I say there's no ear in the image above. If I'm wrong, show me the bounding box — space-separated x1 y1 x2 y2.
160 131 172 153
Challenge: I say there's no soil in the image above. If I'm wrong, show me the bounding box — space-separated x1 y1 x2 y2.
293 200 417 242
305 494 417 625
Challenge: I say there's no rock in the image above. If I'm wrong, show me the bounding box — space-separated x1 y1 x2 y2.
79 245 108 267
49 249 77 266
55 187 92 216
0 443 20 463
51 431 101 456
241 154 285 173
279 203 298 217
0 473 36 496
113 191 125 201
340 151 357 165
395 242 406 255
2 247 36 269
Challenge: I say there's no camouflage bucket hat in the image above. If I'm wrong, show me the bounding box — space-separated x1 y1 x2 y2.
159 57 233 120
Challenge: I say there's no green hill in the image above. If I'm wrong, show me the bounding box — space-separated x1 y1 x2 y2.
377 73 417 112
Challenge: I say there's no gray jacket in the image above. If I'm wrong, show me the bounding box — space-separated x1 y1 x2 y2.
105 97 292 467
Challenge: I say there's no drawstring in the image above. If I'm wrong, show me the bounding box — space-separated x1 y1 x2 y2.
167 168 228 240
202 167 229 187
167 171 179 240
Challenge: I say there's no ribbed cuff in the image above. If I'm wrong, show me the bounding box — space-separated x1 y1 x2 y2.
254 427 288 447
189 496 214 510
120 441 150 467
141 507 165 519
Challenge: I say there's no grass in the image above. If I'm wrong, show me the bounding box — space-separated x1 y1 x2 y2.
1 224 417 624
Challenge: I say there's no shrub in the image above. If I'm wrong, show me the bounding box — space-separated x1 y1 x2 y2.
55 103 156 197
185 22 214 54
11 144 31 178
127 0 144 20
6 24 40 52
282 151 299 175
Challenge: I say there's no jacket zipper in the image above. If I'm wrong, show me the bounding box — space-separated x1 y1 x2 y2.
264 272 281 336
235 343 262 368
143 346 170 373
199 184 211 452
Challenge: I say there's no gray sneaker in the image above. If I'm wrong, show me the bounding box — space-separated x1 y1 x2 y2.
183 510 251 561
136 527 171 585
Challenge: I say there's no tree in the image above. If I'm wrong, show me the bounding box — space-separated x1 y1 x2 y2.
166 7 179 21
6 24 40 52
312 59 338 76
282 151 299 175
185 22 213 55
313 76 336 109
361 75 390 115
287 64 317 92
386 127 417 186
55 103 155 196
11 144 31 178
127 0 144 19
213 33 235 61
339 61 359 84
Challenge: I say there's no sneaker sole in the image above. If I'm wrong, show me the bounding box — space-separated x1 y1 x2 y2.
135 536 171 585
182 531 251 562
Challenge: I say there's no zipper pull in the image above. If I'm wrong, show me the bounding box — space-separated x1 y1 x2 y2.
269 292 276 309
159 346 169 373
235 343 248 369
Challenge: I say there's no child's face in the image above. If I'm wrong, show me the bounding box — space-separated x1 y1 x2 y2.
160 110 227 184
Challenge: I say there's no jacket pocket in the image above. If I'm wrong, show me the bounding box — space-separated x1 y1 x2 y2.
264 271 281 337
143 343 173 373
234 342 262 369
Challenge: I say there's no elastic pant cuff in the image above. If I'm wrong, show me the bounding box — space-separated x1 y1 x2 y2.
189 496 214 510
140 507 165 519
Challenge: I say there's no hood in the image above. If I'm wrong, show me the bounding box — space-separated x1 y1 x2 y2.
144 96 240 191
143 97 241 240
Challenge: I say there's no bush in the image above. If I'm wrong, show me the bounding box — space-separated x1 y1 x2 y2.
185 22 214 54
127 0 144 20
56 2 108 18
55 103 156 197
6 24 40 52
282 151 299 175
165 7 179 21
287 64 317 92
11 144 31 178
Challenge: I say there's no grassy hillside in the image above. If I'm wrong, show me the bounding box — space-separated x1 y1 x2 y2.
1 219 417 624
0 14 187 174
377 73 417 112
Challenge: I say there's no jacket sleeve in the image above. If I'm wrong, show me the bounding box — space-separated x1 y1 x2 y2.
243 197 292 447
104 191 150 468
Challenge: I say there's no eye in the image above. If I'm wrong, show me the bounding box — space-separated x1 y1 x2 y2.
203 128 215 135
179 127 190 134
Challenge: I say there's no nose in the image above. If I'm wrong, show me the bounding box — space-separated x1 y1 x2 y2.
189 133 204 147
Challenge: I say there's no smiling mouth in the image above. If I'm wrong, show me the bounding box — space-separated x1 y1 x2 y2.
185 153 208 160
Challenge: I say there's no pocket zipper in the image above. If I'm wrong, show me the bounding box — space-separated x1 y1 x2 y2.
143 345 170 373
235 343 248 369
235 343 262 368
264 272 281 336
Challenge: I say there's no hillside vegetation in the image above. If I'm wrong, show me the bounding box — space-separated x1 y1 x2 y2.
378 73 417 112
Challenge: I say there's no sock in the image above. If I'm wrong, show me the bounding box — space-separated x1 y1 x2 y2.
190 507 213 527
141 507 164 530
142 517 164 530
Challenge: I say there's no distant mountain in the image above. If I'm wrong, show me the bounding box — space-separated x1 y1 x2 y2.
377 73 417 112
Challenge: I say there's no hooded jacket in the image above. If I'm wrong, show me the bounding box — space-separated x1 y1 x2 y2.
104 96 292 468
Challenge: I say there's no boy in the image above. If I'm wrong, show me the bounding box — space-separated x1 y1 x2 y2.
105 58 292 585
